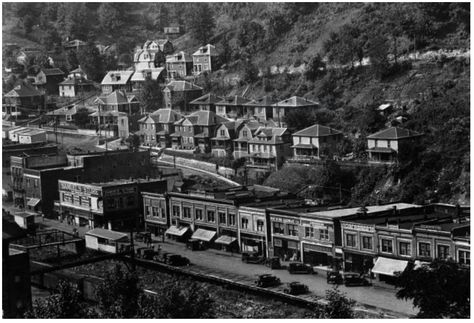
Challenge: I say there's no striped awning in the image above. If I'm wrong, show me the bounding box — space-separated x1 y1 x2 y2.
191 228 216 242
165 226 190 237
215 235 237 245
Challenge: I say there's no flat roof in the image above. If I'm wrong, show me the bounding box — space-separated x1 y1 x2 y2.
307 203 421 219
86 228 128 241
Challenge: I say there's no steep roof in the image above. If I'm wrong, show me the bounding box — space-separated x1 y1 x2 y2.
166 51 192 63
101 70 134 85
216 95 251 106
42 68 64 76
95 90 135 106
189 93 223 105
367 127 422 140
147 108 183 123
248 127 288 144
273 96 319 107
193 44 218 56
293 124 342 137
131 68 165 82
4 82 43 97
59 77 94 86
244 96 278 107
165 80 203 92
186 110 228 126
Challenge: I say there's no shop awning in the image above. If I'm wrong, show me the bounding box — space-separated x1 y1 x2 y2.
215 235 237 245
27 198 41 207
371 257 408 276
191 228 216 242
165 226 189 237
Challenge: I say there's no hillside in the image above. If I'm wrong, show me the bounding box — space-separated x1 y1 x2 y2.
2 3 470 205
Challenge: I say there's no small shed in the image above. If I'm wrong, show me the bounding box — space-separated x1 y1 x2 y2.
85 228 129 254
18 130 47 144
12 212 36 231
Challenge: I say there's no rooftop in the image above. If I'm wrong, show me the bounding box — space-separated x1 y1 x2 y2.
307 203 421 219
86 228 128 241
189 93 223 105
367 127 423 140
101 70 134 85
273 96 319 108
165 80 203 92
293 124 342 137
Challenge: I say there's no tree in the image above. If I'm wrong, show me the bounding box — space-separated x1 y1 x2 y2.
396 259 470 318
242 62 259 84
139 76 162 113
98 3 126 36
185 3 215 44
366 32 390 78
305 54 326 81
323 25 365 68
25 281 93 318
126 134 141 152
74 108 90 128
77 42 105 82
153 49 166 68
284 109 315 131
323 287 356 318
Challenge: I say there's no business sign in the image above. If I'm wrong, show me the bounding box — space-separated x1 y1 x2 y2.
104 186 136 197
59 181 101 196
342 222 374 233
301 220 331 229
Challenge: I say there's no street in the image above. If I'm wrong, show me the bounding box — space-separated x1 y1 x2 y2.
13 207 417 318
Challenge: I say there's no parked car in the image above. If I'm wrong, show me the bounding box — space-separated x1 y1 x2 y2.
135 247 155 260
284 282 309 295
167 254 190 266
153 251 172 263
255 274 281 287
242 252 265 264
288 262 314 274
264 257 282 269
343 272 371 287
135 232 151 243
327 270 343 284
186 238 205 251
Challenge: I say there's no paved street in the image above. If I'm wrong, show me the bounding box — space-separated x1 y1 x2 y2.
13 208 417 318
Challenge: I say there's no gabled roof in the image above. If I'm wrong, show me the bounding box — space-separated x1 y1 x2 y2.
166 51 192 63
142 108 183 123
193 44 218 56
367 127 422 140
131 68 165 82
244 96 278 107
59 77 94 86
5 82 43 97
273 96 319 107
186 110 228 126
165 80 203 92
248 127 288 144
42 68 64 76
101 70 134 85
213 121 237 139
95 90 135 106
293 124 342 137
216 95 251 106
190 93 223 105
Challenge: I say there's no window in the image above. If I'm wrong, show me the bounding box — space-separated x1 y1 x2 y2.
319 229 329 240
381 239 393 253
228 213 236 226
220 130 226 136
459 250 470 265
437 245 450 260
172 205 180 217
242 130 248 137
256 220 264 232
287 224 298 236
305 227 314 238
183 207 191 219
241 218 249 229
273 222 284 234
362 236 372 250
195 209 203 221
346 234 356 247
399 241 411 256
387 140 391 148
419 242 431 257
207 210 215 222
219 212 226 224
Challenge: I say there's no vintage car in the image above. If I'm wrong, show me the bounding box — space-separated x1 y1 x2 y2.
242 252 265 264
288 262 314 274
135 247 155 260
283 282 309 295
134 231 151 243
343 272 371 287
166 254 190 266
264 257 282 269
186 238 205 251
326 270 343 284
255 274 281 287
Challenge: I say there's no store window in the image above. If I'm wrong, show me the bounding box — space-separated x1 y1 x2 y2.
346 233 356 247
228 213 236 226
419 242 431 257
459 250 470 265
219 212 226 224
304 227 314 238
241 217 249 229
195 209 203 221
207 210 215 222
381 239 393 253
172 205 180 217
287 224 298 236
362 236 372 250
256 220 264 232
319 228 329 240
183 207 191 219
273 222 284 234
437 245 450 260
399 241 411 256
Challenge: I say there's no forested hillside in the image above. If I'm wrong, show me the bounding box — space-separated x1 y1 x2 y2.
2 2 470 205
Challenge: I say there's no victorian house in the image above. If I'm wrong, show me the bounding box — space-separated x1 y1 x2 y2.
138 108 183 147
192 44 218 75
247 127 292 170
163 80 203 113
166 51 193 79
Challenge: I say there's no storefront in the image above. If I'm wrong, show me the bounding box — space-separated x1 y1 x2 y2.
145 221 168 241
302 242 333 266
215 229 239 253
371 256 408 284
191 227 217 249
240 232 266 255
273 237 300 261
165 225 191 242
343 250 375 274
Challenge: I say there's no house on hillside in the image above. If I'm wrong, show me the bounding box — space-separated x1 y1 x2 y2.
189 93 223 113
215 96 252 119
211 121 238 157
232 119 261 159
63 39 86 51
130 68 166 90
171 110 228 152
243 96 276 122
291 124 343 161
46 104 96 126
32 68 65 95
94 90 140 115
3 82 45 116
192 44 218 75
166 51 193 79
247 127 292 170
138 108 183 147
366 127 423 164
164 26 184 37
163 80 203 113
58 78 95 98
101 70 134 94
272 96 320 127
